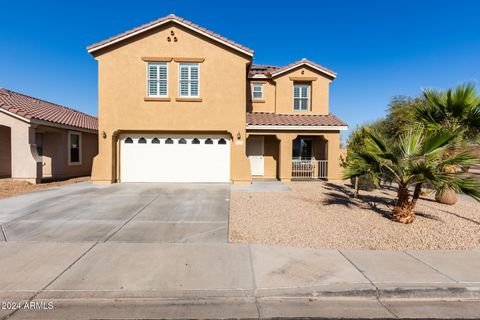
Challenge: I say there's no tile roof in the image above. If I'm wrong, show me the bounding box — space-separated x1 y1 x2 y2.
87 14 254 56
246 112 347 128
0 88 98 131
249 59 336 78
249 64 281 76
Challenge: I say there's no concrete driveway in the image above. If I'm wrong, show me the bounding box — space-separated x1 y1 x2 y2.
1 182 480 319
0 182 230 243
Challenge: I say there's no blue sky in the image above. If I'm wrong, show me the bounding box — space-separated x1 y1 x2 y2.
1 0 479 141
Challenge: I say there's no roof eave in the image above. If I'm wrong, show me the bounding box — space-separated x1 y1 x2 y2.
246 124 348 131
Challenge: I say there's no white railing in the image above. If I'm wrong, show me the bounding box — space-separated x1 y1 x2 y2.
292 159 328 179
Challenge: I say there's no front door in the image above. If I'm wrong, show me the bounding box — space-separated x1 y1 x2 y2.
247 136 264 176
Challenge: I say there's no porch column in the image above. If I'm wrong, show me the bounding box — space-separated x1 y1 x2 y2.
277 134 293 182
326 133 342 181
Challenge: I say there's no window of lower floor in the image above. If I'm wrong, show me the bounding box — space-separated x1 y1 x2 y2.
68 131 82 165
35 133 43 157
292 138 312 160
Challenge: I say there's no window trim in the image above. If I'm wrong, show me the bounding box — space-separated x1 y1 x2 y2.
293 83 310 112
252 83 264 100
68 131 82 166
178 63 200 98
146 62 169 98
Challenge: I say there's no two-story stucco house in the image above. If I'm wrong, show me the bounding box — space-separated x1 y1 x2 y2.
87 14 347 184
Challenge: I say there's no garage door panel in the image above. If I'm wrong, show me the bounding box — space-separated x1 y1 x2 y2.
120 135 230 183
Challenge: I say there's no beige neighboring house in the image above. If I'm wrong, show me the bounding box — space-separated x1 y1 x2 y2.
87 14 347 184
0 89 98 183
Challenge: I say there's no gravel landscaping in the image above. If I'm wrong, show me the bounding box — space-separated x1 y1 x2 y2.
229 181 480 250
0 177 90 200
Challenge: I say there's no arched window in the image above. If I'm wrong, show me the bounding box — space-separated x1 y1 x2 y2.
138 137 147 144
192 138 200 144
152 138 160 144
125 137 133 144
165 138 174 144
218 138 227 145
205 138 213 144
179 138 187 144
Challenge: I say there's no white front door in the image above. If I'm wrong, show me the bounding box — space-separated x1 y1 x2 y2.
247 136 264 176
120 134 230 182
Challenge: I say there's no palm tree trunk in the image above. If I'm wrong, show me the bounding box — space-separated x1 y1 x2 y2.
392 185 416 224
354 176 360 198
410 183 423 209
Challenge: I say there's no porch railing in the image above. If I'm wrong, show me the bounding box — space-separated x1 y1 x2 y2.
292 158 328 179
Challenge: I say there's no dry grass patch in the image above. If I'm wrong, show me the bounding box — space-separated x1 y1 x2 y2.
0 177 90 200
229 181 480 250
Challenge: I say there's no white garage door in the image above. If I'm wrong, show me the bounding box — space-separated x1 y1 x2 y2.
120 134 230 182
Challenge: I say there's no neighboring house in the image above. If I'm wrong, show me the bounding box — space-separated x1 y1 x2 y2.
87 14 347 184
0 89 98 183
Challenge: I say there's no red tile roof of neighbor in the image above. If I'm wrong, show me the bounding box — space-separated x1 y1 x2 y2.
0 88 98 131
247 112 348 127
87 14 254 56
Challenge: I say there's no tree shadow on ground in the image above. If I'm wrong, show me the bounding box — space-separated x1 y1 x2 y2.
322 183 394 219
322 183 441 222
420 202 480 225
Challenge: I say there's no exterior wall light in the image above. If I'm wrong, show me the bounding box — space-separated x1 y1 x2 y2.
236 132 241 140
102 131 107 139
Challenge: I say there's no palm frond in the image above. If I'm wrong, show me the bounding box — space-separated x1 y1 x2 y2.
421 130 456 155
439 151 480 169
456 177 480 202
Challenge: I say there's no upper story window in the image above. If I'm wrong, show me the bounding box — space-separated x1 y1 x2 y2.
147 62 168 97
294 83 310 112
179 63 199 97
252 83 263 100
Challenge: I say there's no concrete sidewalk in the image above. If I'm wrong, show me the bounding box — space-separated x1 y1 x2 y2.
1 241 480 319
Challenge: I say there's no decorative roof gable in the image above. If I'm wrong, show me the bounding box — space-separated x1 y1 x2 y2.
87 14 254 57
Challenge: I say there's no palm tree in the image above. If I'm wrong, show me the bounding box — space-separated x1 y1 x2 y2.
415 83 480 203
416 83 480 145
343 127 480 224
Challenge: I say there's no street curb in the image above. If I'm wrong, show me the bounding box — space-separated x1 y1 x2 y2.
29 285 480 301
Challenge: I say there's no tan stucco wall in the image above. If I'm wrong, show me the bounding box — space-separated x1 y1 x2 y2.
247 130 342 182
91 22 252 183
0 112 97 183
0 125 12 177
312 136 327 160
248 66 332 115
263 135 279 179
0 112 40 183
39 127 98 180
249 80 276 113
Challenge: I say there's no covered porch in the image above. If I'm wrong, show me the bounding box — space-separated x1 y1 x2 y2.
245 112 348 182
245 132 342 182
